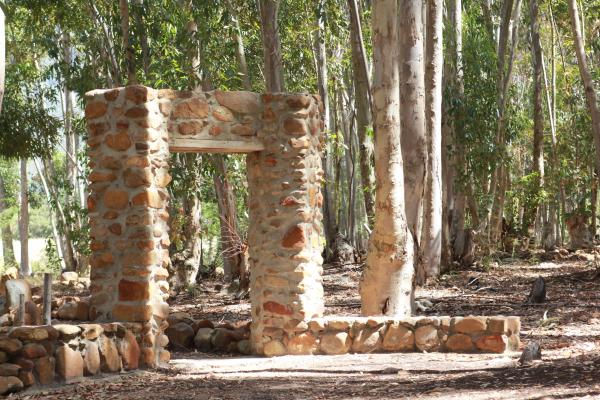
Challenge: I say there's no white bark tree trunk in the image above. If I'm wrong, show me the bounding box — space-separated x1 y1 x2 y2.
399 0 427 252
119 0 136 84
19 159 29 276
420 0 443 283
226 0 252 91
525 0 544 236
360 0 414 317
348 0 375 225
568 0 600 173
259 0 284 92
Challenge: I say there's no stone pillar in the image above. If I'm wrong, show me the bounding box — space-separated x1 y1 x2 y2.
247 93 325 356
85 85 171 367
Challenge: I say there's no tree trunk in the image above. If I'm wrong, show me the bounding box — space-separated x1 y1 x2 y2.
348 0 375 226
212 155 242 283
0 6 4 113
400 0 427 250
313 0 337 252
568 0 600 174
360 0 414 317
33 159 67 271
226 0 252 91
419 0 443 283
89 3 122 86
486 0 523 241
19 159 29 276
523 0 545 236
41 159 77 272
119 0 136 84
259 0 284 92
0 174 15 267
133 1 150 77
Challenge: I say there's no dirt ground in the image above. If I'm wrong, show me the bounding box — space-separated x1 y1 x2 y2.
13 250 600 400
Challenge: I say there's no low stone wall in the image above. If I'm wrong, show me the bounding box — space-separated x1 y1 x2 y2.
164 314 521 357
0 323 169 395
262 316 521 356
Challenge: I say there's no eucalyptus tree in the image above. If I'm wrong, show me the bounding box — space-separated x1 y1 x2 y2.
567 0 600 179
361 0 414 316
420 0 443 281
399 0 427 254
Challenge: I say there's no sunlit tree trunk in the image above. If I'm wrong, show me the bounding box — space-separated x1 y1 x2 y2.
226 0 252 91
361 0 414 317
19 159 29 276
212 155 242 284
523 0 545 236
259 0 284 92
419 0 443 283
348 0 375 226
0 175 15 267
487 0 523 242
119 0 136 84
41 159 77 272
89 3 122 86
0 5 4 113
400 0 427 251
568 0 600 178
313 0 337 252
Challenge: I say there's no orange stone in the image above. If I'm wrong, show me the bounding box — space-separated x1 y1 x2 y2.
108 223 122 235
103 89 120 101
178 121 204 135
231 124 255 136
172 98 209 119
280 196 302 207
209 125 222 136
89 172 116 183
286 95 311 109
105 131 132 151
214 91 260 114
88 122 109 136
103 190 129 209
159 102 172 116
124 168 152 188
283 118 306 135
282 225 306 249
474 335 507 353
263 301 293 316
125 85 154 104
85 101 108 119
90 241 107 251
118 280 150 301
87 196 96 211
212 107 234 122
126 156 150 168
125 107 149 118
132 190 163 208
103 211 119 220
112 304 153 322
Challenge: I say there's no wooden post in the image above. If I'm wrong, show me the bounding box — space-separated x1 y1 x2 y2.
43 273 52 325
17 293 25 326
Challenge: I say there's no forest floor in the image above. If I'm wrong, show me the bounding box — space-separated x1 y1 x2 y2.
13 249 600 400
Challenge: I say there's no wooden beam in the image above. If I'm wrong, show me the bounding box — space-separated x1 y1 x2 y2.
169 138 264 154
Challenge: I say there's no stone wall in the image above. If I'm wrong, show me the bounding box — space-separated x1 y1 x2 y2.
85 86 521 360
85 86 325 356
0 323 164 395
164 314 520 357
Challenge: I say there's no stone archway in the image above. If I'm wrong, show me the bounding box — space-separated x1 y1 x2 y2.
85 85 325 362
